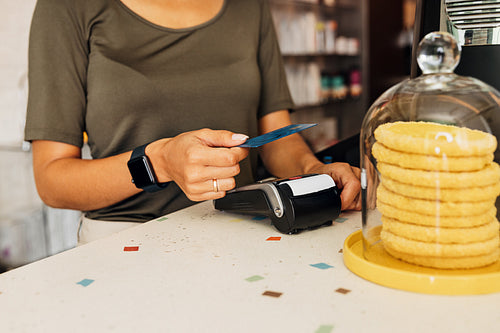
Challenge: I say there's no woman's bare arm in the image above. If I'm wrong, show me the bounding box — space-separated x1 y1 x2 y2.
31 129 249 211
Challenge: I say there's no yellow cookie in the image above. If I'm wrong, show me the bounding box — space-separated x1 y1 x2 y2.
374 121 497 157
381 229 500 257
377 201 496 227
377 185 495 216
381 216 499 244
380 176 500 202
384 244 500 269
377 162 500 188
372 142 494 171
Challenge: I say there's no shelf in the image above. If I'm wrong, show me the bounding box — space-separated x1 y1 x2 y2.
269 0 359 12
282 52 360 58
270 0 367 141
292 97 363 111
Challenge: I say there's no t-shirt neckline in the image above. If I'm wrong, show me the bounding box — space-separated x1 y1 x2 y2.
114 0 228 33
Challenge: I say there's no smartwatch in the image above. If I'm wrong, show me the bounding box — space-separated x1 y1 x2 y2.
127 143 169 193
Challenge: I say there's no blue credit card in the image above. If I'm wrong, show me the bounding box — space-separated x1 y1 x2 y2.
237 124 318 148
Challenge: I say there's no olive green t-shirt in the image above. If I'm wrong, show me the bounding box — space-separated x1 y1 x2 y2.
25 0 294 222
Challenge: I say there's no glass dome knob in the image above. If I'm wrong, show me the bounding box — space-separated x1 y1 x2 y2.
417 31 462 74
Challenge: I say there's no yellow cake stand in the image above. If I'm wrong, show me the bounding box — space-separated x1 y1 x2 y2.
343 229 500 295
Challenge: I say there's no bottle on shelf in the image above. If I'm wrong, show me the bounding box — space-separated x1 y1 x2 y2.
331 74 348 100
315 21 326 53
325 20 337 53
349 67 362 98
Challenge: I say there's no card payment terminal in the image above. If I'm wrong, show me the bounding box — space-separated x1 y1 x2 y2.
213 174 341 234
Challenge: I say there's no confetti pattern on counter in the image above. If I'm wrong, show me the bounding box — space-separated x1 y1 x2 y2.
262 290 282 298
123 246 139 252
245 275 264 282
77 279 94 287
315 325 334 333
156 217 168 222
334 217 348 223
335 288 351 294
310 263 333 270
266 236 281 241
252 216 267 221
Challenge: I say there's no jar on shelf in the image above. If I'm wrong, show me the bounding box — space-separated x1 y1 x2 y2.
359 31 500 272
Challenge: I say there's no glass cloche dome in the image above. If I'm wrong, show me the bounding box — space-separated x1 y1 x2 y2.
359 31 500 271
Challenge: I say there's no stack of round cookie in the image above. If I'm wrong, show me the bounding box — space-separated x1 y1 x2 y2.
373 121 500 269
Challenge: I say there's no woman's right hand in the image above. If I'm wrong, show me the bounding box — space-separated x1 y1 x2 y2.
147 129 249 201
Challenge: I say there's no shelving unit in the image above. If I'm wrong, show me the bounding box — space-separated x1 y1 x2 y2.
270 0 368 152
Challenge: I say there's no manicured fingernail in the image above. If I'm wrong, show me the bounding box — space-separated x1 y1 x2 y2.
232 134 249 141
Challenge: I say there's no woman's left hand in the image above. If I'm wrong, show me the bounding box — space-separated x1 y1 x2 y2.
307 162 362 211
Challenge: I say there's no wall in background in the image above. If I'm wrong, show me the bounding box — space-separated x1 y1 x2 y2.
0 0 36 146
0 1 80 270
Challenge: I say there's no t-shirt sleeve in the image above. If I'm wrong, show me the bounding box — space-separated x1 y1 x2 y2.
24 0 89 147
257 0 294 118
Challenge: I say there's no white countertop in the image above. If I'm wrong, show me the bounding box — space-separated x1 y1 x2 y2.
1 200 499 333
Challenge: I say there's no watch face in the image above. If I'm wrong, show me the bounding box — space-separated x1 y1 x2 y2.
127 156 156 188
